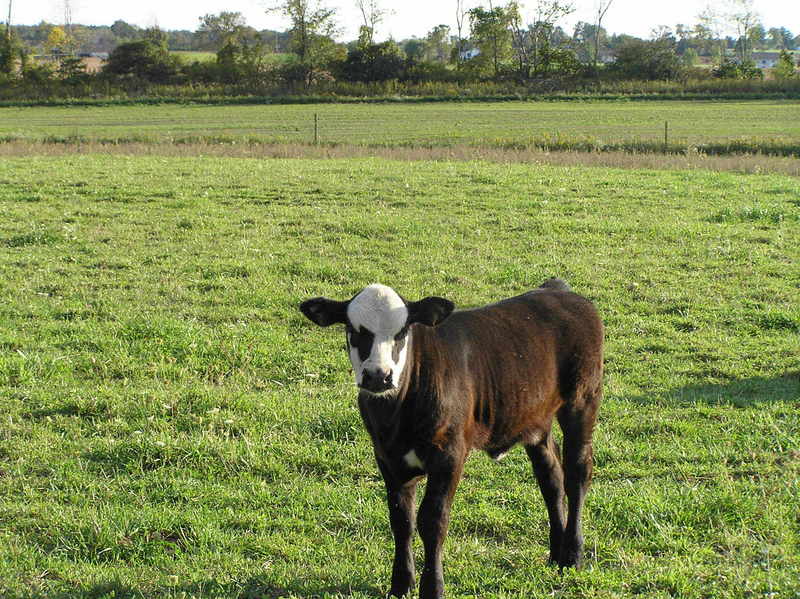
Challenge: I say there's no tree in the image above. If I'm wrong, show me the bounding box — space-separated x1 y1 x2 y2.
767 27 795 50
454 0 470 68
711 54 760 79
424 24 451 63
572 21 606 65
103 39 180 82
747 23 766 50
610 37 683 80
402 37 425 61
726 0 758 62
592 0 614 76
682 47 699 67
773 49 797 79
650 26 674 41
355 0 388 47
696 4 725 62
110 20 139 41
143 26 168 49
339 39 405 81
45 25 68 54
56 54 85 81
197 12 247 51
507 0 574 79
469 5 515 78
0 24 25 75
268 0 339 86
215 34 272 84
5 0 12 41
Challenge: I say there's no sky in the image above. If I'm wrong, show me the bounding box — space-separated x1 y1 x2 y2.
9 0 800 41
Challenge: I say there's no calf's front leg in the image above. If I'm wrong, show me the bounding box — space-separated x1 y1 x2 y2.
378 460 419 598
417 459 464 599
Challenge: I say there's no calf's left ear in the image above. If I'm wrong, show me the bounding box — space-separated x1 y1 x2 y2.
408 296 455 327
300 297 349 327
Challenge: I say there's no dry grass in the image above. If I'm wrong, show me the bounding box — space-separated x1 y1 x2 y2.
1 140 799 176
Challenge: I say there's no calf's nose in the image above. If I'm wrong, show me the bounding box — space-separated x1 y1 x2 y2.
361 368 393 392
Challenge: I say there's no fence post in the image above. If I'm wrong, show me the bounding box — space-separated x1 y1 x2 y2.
314 113 319 145
664 121 668 150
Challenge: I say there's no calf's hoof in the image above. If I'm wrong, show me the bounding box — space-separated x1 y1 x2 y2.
558 548 583 571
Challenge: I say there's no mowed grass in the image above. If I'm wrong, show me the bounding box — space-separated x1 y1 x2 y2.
170 51 294 64
0 155 799 598
2 100 800 154
170 51 218 62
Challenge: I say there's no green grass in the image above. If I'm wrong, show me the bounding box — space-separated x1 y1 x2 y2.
0 155 798 598
169 51 294 64
171 51 217 62
2 99 800 156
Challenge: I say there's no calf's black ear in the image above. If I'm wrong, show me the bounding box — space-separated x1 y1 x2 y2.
300 297 349 327
408 296 455 327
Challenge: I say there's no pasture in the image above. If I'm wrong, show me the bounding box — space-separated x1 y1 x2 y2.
171 51 218 63
2 99 800 156
0 154 798 598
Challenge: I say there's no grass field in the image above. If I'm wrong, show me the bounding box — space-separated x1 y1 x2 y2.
170 51 217 62
1 154 798 598
169 52 294 64
2 100 800 156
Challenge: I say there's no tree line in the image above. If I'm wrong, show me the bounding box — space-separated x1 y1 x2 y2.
1 0 798 95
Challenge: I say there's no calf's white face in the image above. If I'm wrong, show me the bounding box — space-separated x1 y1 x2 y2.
299 284 455 396
346 284 410 393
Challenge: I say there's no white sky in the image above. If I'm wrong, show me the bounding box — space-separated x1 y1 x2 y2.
10 1 800 41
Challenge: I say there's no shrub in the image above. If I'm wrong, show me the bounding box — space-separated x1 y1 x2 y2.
713 56 763 80
337 41 406 82
104 40 182 83
610 38 684 81
773 50 797 80
57 56 88 83
21 62 54 84
405 60 461 84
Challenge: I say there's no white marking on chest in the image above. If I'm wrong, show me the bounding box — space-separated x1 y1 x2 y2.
404 450 424 470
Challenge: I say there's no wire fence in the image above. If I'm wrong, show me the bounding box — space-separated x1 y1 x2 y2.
3 101 799 156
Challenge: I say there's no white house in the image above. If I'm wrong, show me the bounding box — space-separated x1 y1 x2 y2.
751 52 780 69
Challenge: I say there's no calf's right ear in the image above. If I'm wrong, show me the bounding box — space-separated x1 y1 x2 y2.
299 297 349 327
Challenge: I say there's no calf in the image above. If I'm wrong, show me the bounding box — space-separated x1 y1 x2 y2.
300 279 603 599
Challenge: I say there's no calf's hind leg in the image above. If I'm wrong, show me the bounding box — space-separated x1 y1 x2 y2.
525 433 566 565
557 391 600 569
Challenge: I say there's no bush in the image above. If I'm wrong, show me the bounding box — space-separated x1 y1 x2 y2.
57 56 88 83
21 62 54 84
773 50 797 80
610 38 684 81
337 41 406 82
0 28 25 76
279 61 334 88
104 40 182 83
538 48 583 78
405 60 461 84
713 56 763 80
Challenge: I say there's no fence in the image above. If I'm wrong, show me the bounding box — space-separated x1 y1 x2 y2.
2 101 798 157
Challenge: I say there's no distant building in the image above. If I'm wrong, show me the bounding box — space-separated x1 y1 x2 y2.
751 52 780 69
597 50 615 64
459 48 481 60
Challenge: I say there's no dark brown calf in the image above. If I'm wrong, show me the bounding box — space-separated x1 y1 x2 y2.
300 279 603 598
